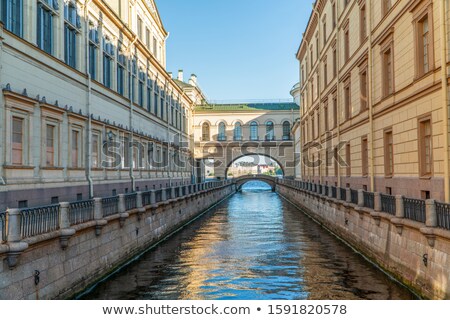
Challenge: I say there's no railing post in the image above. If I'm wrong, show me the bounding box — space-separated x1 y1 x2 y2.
358 190 364 207
136 192 143 208
346 188 351 203
59 202 75 250
118 194 126 213
322 185 326 196
328 186 333 198
337 187 342 200
425 199 437 227
94 198 107 236
6 208 29 269
161 188 167 201
150 190 156 205
374 192 381 212
395 195 404 218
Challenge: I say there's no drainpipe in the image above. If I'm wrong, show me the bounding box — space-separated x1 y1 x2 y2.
440 0 449 202
336 0 342 188
84 0 94 198
368 0 375 192
127 36 138 192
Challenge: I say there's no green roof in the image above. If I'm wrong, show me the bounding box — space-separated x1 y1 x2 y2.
195 102 299 112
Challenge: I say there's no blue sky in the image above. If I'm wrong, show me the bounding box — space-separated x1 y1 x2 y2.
156 0 313 101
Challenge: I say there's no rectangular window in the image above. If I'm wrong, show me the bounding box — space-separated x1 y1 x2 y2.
324 61 328 86
418 15 430 75
37 2 53 55
360 70 368 111
137 15 142 39
1 0 23 36
360 4 367 41
103 38 114 89
46 124 55 166
88 24 99 80
138 71 145 107
12 117 24 165
344 83 351 121
324 102 329 131
333 96 338 128
382 48 393 97
147 78 153 113
332 3 336 28
333 48 337 77
92 133 99 168
146 28 150 48
323 20 327 46
419 119 432 176
346 143 351 177
71 130 80 168
361 137 368 177
383 0 392 16
117 48 126 95
153 36 157 56
64 3 78 69
344 29 350 62
384 130 394 177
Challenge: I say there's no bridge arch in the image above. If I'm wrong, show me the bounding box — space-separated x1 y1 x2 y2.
225 153 285 178
234 174 278 192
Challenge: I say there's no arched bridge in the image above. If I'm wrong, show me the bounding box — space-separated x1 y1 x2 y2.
234 175 278 192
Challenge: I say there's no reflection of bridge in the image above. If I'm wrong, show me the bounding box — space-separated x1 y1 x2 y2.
234 174 277 192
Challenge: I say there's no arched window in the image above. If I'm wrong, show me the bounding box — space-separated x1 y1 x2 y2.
250 121 258 141
234 122 242 141
218 122 226 141
266 121 274 141
283 121 291 140
202 123 210 141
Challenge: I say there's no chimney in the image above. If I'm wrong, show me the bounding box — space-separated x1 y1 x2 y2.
177 70 183 82
189 74 197 87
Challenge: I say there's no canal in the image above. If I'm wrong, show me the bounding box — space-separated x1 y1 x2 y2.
80 182 416 300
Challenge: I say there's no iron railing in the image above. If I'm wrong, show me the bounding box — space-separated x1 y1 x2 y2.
340 188 347 201
435 201 450 230
102 196 119 217
142 191 152 207
363 191 375 209
324 185 329 196
381 194 396 215
155 190 162 203
350 189 358 205
331 186 337 199
125 193 137 211
403 197 426 223
0 211 6 242
20 205 60 238
69 200 95 225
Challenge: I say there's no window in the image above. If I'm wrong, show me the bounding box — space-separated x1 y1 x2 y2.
333 95 338 128
346 143 351 177
324 102 329 131
64 2 79 69
360 69 368 111
138 70 145 107
344 29 350 62
384 130 393 177
419 118 432 177
46 124 55 166
1 0 23 36
234 122 242 141
311 114 315 139
416 14 432 76
332 3 336 29
266 121 275 141
153 36 157 56
344 82 351 121
283 121 291 140
316 35 319 60
117 47 126 95
202 123 210 141
333 48 337 77
88 23 99 80
103 37 114 89
250 121 258 141
154 86 159 116
92 132 100 168
218 122 226 141
361 137 368 177
146 28 150 48
323 19 327 46
382 47 393 97
360 4 367 41
382 0 392 16
137 15 142 39
324 60 328 86
316 112 320 138
37 1 55 55
12 117 24 165
147 77 153 113
71 129 80 168
316 73 320 97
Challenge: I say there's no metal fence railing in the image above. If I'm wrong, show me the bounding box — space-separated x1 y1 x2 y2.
435 201 450 230
340 188 347 201
363 191 375 209
69 200 95 225
404 197 426 223
331 186 337 199
142 191 152 207
125 193 137 211
20 205 60 238
350 189 358 205
0 211 6 242
102 196 119 217
155 190 162 203
381 194 396 215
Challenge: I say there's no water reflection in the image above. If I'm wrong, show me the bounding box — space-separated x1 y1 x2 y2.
81 181 416 300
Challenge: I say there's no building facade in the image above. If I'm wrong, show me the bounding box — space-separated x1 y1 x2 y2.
0 0 195 209
297 0 450 201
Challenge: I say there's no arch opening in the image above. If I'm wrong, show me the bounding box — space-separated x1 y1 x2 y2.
226 154 284 179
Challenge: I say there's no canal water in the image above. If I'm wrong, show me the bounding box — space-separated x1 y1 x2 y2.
81 181 416 300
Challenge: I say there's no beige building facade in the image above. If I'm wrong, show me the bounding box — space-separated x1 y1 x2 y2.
297 0 450 201
0 0 196 209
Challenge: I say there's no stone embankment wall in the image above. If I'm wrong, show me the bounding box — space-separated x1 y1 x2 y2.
277 181 450 299
0 181 235 299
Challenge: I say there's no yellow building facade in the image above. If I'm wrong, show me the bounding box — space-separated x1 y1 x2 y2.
297 0 450 201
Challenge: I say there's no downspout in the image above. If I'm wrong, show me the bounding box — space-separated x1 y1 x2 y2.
336 0 342 188
127 35 138 192
368 0 375 192
440 0 449 202
84 0 94 198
